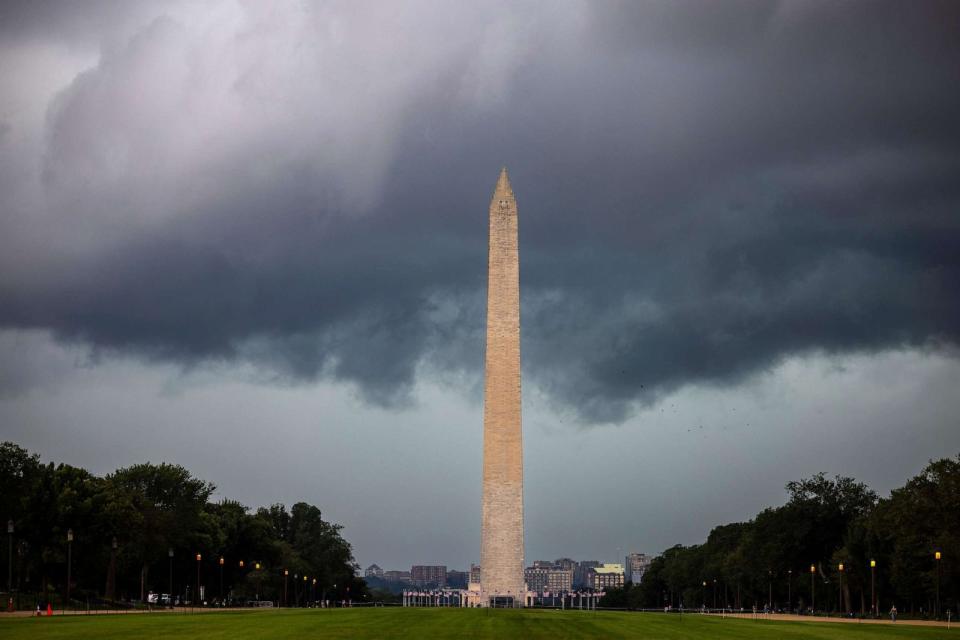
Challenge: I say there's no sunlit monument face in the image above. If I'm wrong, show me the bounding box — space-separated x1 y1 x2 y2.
479 168 525 606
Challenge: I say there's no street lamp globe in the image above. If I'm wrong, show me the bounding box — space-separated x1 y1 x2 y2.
196 553 202 562
870 559 876 568
935 551 941 561
6 520 12 534
219 557 224 566
67 528 74 542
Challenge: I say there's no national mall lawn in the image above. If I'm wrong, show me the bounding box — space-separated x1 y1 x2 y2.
0 608 953 640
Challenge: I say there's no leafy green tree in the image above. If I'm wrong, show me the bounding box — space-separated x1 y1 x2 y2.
867 456 959 614
0 442 41 525
106 463 215 600
0 442 364 609
637 473 881 614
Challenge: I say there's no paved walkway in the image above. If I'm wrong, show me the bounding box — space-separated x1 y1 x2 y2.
706 611 954 629
0 606 276 618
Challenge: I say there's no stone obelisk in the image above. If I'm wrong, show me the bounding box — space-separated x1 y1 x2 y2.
480 167 525 606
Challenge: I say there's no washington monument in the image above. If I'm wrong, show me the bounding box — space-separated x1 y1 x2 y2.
480 167 525 605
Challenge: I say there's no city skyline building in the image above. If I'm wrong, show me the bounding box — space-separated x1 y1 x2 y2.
446 569 469 589
553 558 577 572
411 565 447 588
574 561 601 589
383 570 412 583
587 563 625 590
625 553 651 584
524 566 573 594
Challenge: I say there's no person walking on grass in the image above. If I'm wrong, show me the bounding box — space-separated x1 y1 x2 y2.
890 605 897 622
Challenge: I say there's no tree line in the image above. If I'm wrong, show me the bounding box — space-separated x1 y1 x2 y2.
0 441 367 609
603 455 958 618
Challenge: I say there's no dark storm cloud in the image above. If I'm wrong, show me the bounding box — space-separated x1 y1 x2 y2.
1 1 959 421
0 0 151 46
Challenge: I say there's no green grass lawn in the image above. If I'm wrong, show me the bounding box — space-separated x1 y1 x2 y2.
0 607 952 639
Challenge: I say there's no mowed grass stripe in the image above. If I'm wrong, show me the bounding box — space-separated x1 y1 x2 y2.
0 607 952 639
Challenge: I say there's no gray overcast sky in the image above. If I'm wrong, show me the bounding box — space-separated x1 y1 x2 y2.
1 1 959 572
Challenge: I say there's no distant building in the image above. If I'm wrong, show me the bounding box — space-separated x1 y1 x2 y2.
554 558 577 572
411 565 447 588
574 561 601 588
470 564 481 585
549 569 573 593
384 570 412 583
524 567 548 592
624 553 651 584
365 564 384 579
525 566 573 594
447 570 469 589
531 560 555 569
587 564 624 590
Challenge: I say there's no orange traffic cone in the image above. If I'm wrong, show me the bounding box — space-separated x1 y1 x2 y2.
47 602 53 616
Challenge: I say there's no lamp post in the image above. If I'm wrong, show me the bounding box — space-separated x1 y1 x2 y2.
168 548 174 606
810 564 816 614
219 557 224 605
838 563 844 615
7 520 13 595
870 560 876 617
304 575 309 606
713 578 717 609
935 551 941 620
787 570 792 613
107 537 118 600
196 553 202 607
702 581 707 609
312 578 317 605
768 570 772 611
255 562 261 601
284 569 288 607
66 528 74 607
